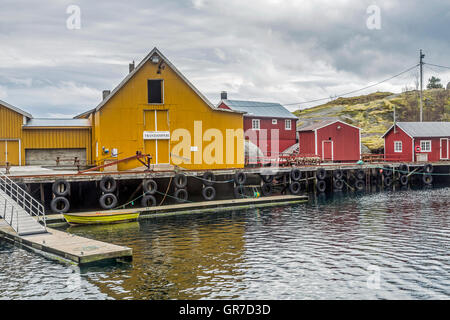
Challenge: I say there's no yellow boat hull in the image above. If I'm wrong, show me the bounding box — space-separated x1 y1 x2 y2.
63 212 140 225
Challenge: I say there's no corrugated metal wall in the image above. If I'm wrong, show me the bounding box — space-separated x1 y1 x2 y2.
0 105 23 138
22 128 92 164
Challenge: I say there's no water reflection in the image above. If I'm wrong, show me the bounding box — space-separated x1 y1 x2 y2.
0 187 449 299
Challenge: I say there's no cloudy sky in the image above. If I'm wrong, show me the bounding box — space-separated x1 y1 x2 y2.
0 0 449 117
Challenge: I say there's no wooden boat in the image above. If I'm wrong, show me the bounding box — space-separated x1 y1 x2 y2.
63 211 140 225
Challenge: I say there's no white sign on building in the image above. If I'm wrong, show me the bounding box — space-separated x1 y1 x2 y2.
143 131 170 140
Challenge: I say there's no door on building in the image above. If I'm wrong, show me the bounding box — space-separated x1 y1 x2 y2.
143 110 170 165
0 140 20 166
0 141 5 165
441 138 449 160
322 140 333 161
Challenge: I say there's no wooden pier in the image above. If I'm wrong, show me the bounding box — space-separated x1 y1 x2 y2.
0 219 132 265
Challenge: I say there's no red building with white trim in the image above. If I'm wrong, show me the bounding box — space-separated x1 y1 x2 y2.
297 120 361 162
218 92 298 159
382 122 450 162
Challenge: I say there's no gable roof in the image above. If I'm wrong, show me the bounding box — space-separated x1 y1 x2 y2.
297 119 360 132
382 121 450 138
0 99 33 118
76 47 244 117
23 118 91 128
220 99 298 119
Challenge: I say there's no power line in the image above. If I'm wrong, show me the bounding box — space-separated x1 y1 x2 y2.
284 64 419 106
425 62 450 70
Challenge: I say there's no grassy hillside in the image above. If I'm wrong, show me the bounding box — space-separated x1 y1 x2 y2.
293 89 450 152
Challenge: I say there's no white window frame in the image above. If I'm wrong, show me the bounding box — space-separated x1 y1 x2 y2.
252 119 260 130
394 141 402 153
420 140 432 152
272 119 277 125
285 119 291 130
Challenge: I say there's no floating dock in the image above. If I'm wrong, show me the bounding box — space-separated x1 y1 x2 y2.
0 219 132 265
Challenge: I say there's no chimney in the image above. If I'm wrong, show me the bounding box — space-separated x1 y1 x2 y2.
221 91 227 100
102 90 111 100
129 60 135 73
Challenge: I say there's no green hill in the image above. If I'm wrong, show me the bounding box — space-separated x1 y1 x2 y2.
293 89 450 152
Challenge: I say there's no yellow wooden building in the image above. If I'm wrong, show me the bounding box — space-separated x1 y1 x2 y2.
1 48 245 171
76 47 245 171
0 99 91 166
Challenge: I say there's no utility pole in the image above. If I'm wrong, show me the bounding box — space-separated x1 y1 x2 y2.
419 49 425 122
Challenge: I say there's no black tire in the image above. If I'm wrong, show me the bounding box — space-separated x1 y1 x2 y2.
99 193 118 210
174 188 188 203
399 175 409 186
99 176 117 193
355 179 365 191
384 176 393 187
333 179 344 190
383 167 393 177
333 169 344 180
141 194 156 207
142 179 157 195
289 181 301 195
398 164 409 174
50 196 70 213
261 183 273 196
316 168 326 180
423 164 433 173
316 180 326 192
260 174 274 183
233 186 245 199
52 179 70 197
174 173 188 189
202 186 216 201
290 168 302 181
202 172 215 186
423 174 433 185
234 171 246 185
355 169 365 180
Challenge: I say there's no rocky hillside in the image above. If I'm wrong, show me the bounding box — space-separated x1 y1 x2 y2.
293 89 450 152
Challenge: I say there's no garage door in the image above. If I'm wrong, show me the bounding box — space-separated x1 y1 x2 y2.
25 148 86 166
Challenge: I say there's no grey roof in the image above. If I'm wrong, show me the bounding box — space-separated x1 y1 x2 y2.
23 118 91 128
383 122 450 138
221 99 298 119
0 99 33 118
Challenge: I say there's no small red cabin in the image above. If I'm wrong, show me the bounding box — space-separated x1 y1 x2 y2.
296 120 361 162
382 122 450 162
218 92 298 159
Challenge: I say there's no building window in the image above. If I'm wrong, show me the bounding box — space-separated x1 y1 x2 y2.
285 119 291 130
252 119 260 130
272 119 277 125
394 141 402 153
148 79 163 104
420 140 431 152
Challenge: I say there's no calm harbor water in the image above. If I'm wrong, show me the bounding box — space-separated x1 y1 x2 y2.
0 187 449 300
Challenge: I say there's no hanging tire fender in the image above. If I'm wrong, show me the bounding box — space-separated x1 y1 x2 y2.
99 176 117 193
141 194 156 207
142 179 157 195
52 179 70 197
50 196 70 213
289 181 301 195
99 193 118 210
202 186 216 201
174 173 188 189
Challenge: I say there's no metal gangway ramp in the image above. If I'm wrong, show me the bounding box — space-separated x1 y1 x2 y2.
0 172 47 236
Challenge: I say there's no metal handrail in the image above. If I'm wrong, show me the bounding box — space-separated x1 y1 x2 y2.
0 172 46 230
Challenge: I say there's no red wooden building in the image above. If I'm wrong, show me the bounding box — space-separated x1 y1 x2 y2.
296 120 361 162
218 92 298 159
382 122 450 162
